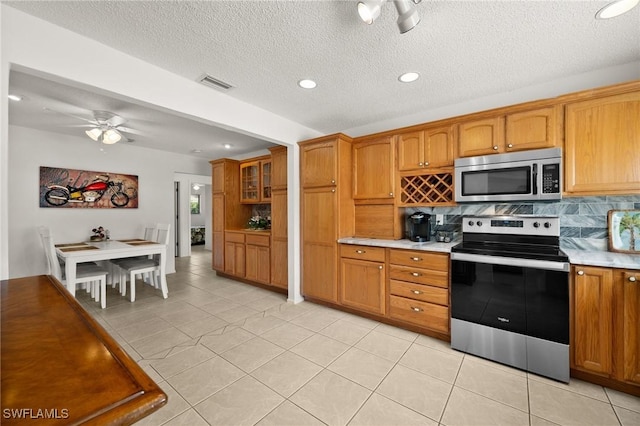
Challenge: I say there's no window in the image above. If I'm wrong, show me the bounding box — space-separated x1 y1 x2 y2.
190 194 200 214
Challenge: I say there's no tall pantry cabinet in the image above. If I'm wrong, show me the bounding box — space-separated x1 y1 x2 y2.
269 146 288 289
210 159 250 272
299 134 355 303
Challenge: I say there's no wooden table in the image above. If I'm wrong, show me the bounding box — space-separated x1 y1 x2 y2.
1 275 167 425
55 240 168 298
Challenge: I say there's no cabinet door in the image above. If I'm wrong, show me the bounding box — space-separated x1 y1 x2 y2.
396 131 424 171
212 194 225 270
270 190 288 288
505 107 558 152
565 92 640 195
457 116 505 157
572 266 613 375
424 125 455 168
261 161 272 202
621 270 640 385
212 161 225 193
246 245 270 284
301 141 337 188
340 258 385 315
353 136 394 200
301 187 338 302
240 161 260 203
270 146 287 190
224 242 245 278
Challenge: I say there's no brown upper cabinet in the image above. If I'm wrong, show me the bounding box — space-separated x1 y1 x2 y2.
457 106 559 158
269 146 287 191
240 157 271 203
564 91 640 196
396 125 456 171
353 136 395 200
301 140 338 188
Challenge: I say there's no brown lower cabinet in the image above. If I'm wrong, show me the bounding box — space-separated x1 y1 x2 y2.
337 244 450 338
572 265 640 395
339 245 386 315
245 234 270 284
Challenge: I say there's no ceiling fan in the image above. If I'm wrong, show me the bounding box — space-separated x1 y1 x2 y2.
44 108 140 144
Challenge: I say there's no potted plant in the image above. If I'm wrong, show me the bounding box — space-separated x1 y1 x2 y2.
247 216 268 230
90 226 105 241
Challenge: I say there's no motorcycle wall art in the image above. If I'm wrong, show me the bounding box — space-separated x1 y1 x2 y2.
40 166 138 208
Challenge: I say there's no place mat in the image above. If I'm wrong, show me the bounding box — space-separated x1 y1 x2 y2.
125 241 157 246
59 246 100 252
118 239 146 243
55 242 88 248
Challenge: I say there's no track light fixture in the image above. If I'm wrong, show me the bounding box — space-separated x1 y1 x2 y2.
357 0 422 33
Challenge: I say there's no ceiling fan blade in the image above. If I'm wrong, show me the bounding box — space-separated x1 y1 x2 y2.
43 107 98 125
116 126 143 135
105 114 126 128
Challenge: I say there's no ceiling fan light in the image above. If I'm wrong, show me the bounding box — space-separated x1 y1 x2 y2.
86 128 102 141
394 0 420 33
358 0 384 24
595 0 640 19
102 129 122 144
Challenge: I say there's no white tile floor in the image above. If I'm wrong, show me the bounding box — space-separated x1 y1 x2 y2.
76 246 640 426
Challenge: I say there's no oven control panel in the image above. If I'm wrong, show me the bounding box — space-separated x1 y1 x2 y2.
462 216 560 236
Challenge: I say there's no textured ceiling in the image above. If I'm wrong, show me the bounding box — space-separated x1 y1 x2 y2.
5 0 640 157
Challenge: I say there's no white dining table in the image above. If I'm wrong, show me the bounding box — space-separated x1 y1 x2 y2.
55 239 167 299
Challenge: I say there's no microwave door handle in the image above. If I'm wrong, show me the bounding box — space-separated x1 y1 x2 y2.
532 164 538 195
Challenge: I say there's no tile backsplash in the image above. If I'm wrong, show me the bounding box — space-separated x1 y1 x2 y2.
408 195 640 252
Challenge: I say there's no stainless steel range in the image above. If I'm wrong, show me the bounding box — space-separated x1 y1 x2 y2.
450 215 570 382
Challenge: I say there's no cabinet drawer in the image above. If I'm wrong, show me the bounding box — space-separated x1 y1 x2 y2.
246 233 270 246
339 244 386 262
225 232 245 243
389 295 449 334
389 249 449 270
390 280 448 306
389 265 448 288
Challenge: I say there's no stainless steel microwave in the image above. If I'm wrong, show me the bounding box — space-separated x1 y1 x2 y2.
454 148 562 203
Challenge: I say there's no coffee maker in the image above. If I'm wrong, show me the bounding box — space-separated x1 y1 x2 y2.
406 212 431 242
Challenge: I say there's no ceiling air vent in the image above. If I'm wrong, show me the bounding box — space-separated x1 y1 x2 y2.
198 74 233 90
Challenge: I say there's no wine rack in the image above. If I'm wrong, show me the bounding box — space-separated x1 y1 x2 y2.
399 172 455 206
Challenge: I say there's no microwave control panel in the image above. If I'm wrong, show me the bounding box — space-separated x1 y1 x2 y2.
542 163 561 194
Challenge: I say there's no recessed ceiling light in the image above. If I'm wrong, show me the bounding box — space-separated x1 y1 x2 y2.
596 0 639 19
223 144 232 149
8 94 23 101
298 79 317 89
398 72 420 83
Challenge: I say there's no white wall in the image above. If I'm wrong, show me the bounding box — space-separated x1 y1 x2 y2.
8 125 210 278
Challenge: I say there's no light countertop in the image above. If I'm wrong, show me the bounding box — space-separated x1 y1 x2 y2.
338 237 458 253
338 238 640 270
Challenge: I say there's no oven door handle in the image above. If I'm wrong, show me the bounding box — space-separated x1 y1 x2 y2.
451 252 569 272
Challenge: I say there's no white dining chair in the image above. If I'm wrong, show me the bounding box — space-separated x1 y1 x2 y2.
109 224 158 292
118 223 170 302
38 226 109 309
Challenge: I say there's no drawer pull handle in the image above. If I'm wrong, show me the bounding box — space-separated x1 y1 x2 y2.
630 276 637 282
379 265 383 270
577 270 584 276
410 257 422 261
356 250 366 254
412 290 422 295
411 306 423 312
411 272 421 277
